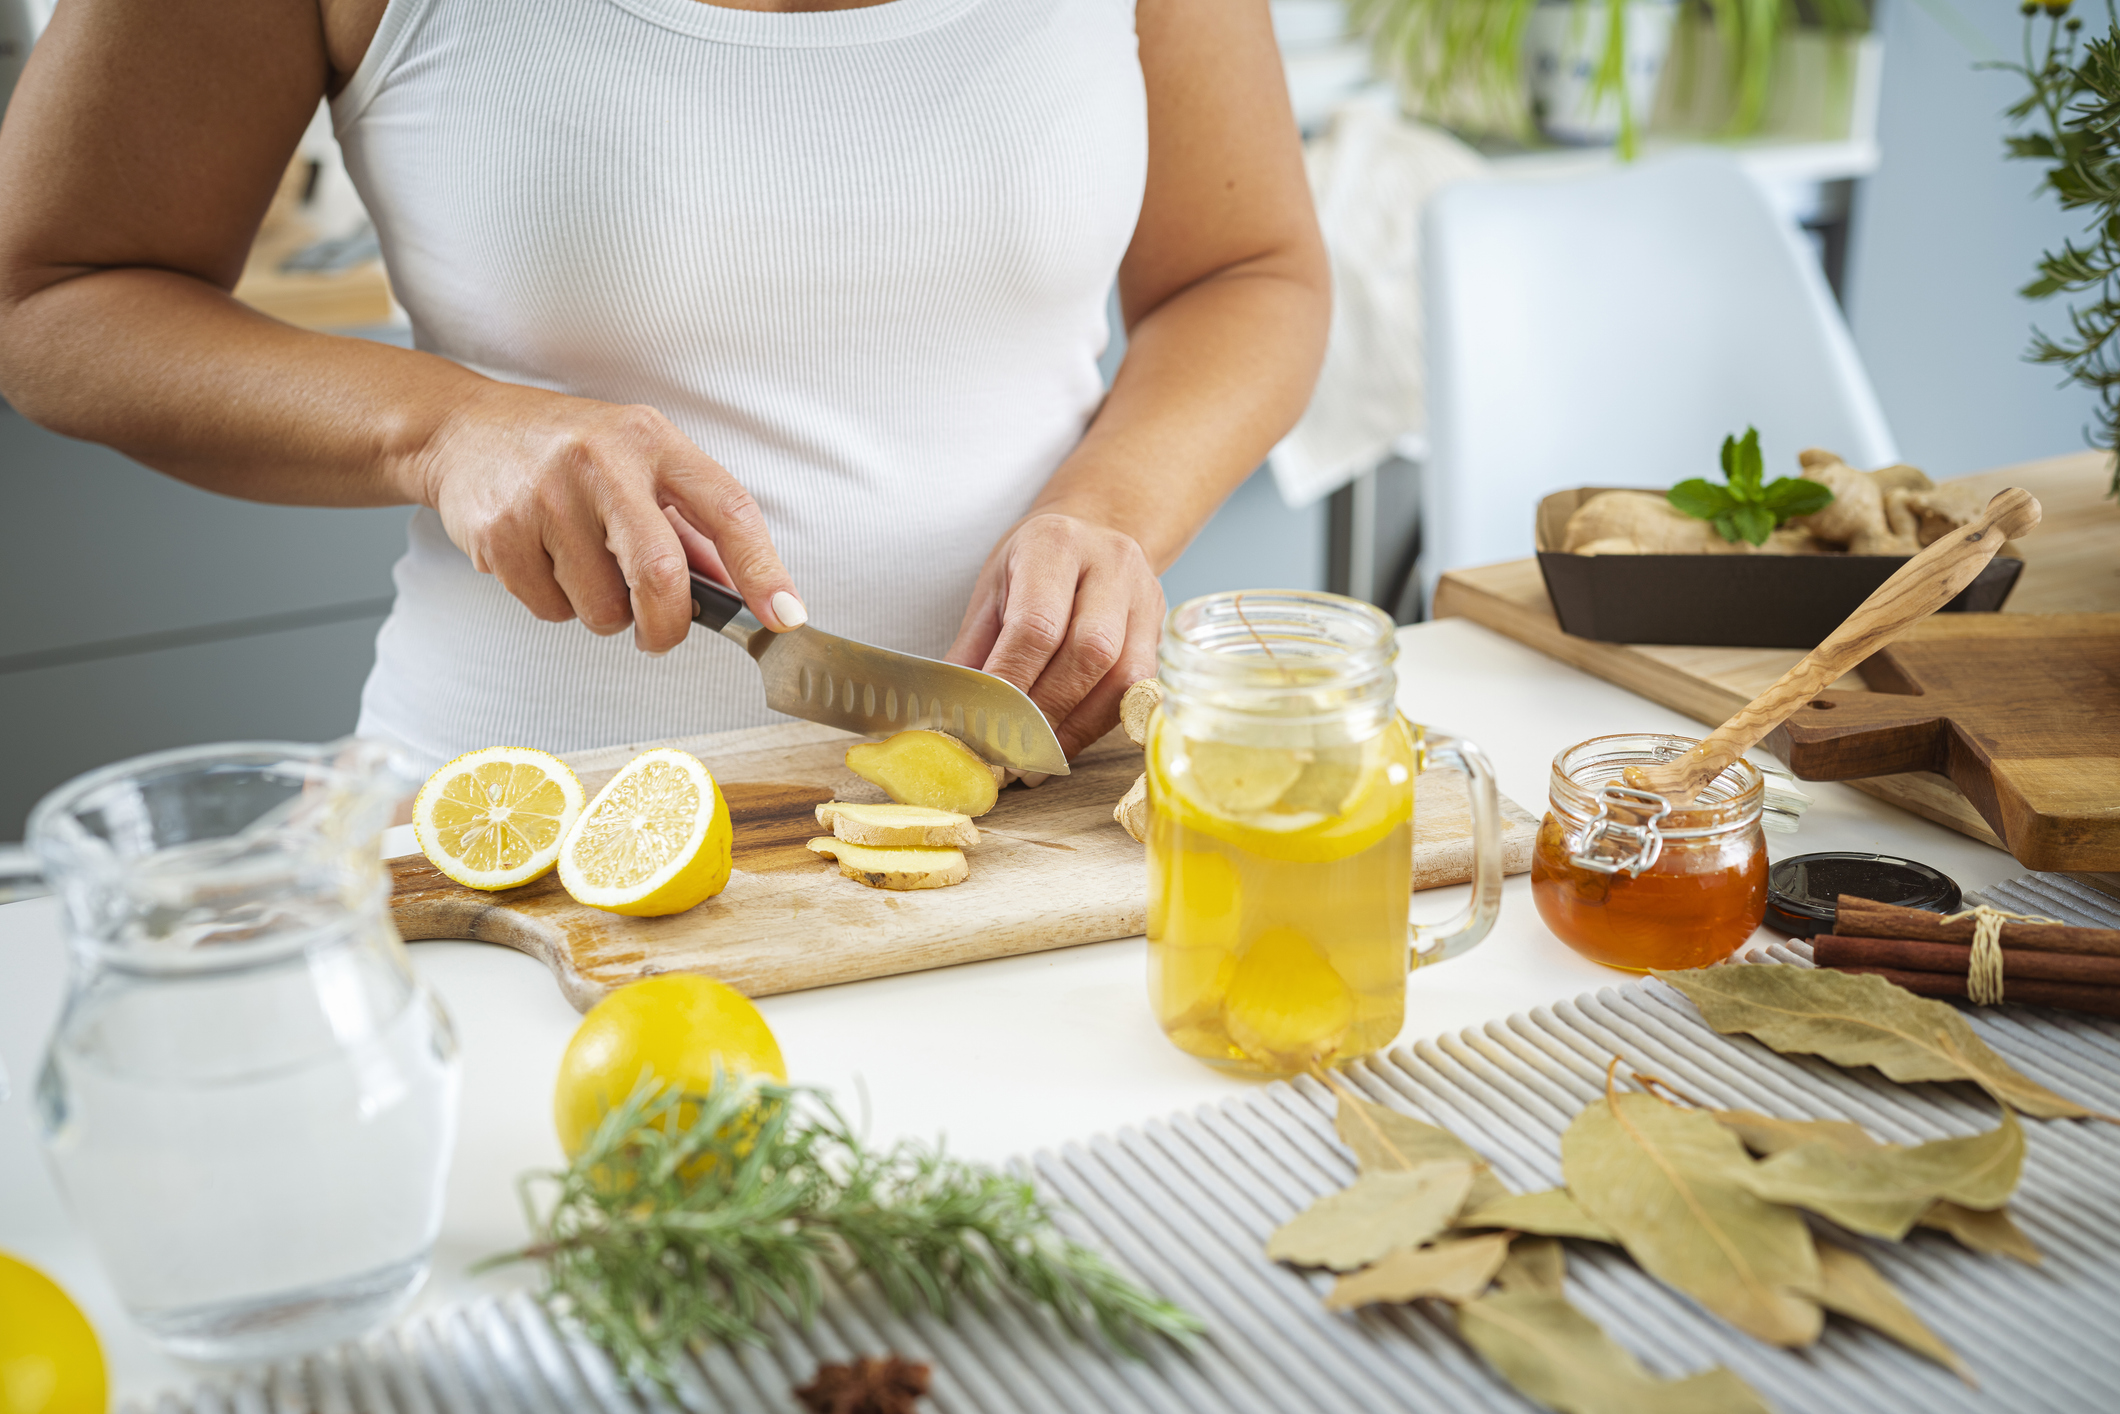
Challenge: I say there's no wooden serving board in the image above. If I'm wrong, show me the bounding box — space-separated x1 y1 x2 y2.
1432 451 2120 859
389 720 1541 1009
1771 614 2120 870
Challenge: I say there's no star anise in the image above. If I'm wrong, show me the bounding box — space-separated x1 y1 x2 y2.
792 1355 932 1414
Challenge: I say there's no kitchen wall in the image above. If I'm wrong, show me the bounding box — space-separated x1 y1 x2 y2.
1844 0 2105 475
0 407 411 836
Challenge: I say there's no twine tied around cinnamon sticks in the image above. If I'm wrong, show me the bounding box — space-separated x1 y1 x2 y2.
1940 905 2066 1005
1814 894 2120 1019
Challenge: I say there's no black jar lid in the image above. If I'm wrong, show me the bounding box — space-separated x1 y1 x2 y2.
1766 852 1963 939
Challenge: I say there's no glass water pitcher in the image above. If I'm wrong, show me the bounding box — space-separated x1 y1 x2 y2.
0 739 460 1362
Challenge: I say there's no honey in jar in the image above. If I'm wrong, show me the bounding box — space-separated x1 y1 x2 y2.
1529 733 1767 971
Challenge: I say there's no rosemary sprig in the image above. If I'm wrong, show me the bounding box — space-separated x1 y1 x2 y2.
486 1074 1201 1384
1994 0 2120 498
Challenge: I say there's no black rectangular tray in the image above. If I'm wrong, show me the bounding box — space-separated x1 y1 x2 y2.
1535 549 2022 647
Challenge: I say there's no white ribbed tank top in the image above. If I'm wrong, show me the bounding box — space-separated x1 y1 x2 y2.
333 0 1146 773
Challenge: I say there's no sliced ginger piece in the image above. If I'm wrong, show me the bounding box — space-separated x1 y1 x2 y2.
844 729 1003 817
816 801 979 848
807 836 969 890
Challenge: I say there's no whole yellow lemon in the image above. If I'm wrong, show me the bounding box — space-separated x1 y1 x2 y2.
553 973 787 1159
0 1253 105 1414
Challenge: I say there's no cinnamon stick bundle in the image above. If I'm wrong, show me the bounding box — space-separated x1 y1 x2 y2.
1832 965 2120 1019
1813 934 2120 986
1819 895 2120 1018
1834 895 2120 958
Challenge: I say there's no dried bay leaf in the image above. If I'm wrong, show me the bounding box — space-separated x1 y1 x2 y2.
1325 1232 1511 1309
1563 1091 1823 1347
1919 1200 2043 1265
1266 1161 1475 1271
1459 1188 1618 1243
1803 1243 1971 1382
1713 1109 1879 1158
1495 1235 1567 1296
1457 1291 1773 1414
1656 966 2094 1120
1744 1110 2024 1240
1334 1091 1508 1210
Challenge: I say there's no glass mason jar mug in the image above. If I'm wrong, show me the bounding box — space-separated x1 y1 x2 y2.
0 739 461 1363
1145 592 1504 1075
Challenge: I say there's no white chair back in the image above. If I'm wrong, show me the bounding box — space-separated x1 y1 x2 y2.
1420 151 1896 590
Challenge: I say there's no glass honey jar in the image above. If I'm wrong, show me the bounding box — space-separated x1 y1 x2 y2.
1530 733 1768 971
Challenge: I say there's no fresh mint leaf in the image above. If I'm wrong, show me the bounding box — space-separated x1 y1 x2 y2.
1666 480 1734 519
1729 504 1776 545
1727 428 1765 497
1760 478 1835 517
1674 427 1832 543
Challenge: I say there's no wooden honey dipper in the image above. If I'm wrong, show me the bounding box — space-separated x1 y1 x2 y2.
1623 487 2042 808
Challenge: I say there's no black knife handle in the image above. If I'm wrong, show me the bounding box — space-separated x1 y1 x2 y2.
688 572 746 632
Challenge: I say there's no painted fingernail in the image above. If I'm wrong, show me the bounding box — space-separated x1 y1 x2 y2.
771 591 808 629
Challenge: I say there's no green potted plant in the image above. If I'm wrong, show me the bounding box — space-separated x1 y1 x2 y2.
1348 0 1871 153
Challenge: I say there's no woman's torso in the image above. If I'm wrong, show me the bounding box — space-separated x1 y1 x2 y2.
333 0 1146 772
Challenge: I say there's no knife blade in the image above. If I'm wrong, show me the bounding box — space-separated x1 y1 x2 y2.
687 574 1070 776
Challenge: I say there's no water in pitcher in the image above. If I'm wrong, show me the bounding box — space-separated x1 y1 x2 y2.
1146 711 1417 1074
38 900 460 1360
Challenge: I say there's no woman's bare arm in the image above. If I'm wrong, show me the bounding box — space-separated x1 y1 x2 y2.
948 0 1330 757
0 0 803 650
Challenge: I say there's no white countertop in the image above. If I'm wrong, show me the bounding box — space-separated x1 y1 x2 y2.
0 617 2028 1399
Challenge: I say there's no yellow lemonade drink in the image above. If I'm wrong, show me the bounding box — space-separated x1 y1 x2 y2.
1146 691 1418 1074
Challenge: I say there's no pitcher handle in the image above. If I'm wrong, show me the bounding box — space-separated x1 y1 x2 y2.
0 844 46 905
1409 730 1503 970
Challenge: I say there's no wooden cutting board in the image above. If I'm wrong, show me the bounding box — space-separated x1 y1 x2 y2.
389 720 1541 1009
1432 450 2120 856
1769 613 2120 870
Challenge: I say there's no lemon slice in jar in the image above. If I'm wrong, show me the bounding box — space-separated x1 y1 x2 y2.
558 748 733 916
414 746 585 890
1164 721 1413 867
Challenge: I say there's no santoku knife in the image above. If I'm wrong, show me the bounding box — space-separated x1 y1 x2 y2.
687 573 1070 777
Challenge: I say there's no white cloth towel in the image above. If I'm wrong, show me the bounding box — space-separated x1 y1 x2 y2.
1270 100 1486 508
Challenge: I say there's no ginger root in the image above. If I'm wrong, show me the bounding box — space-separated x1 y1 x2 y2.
806 836 969 890
845 729 1003 818
1562 492 1762 555
1114 773 1149 844
815 801 978 848
1113 677 1163 843
1896 481 1990 547
1564 454 1971 560
1790 449 1920 555
1120 678 1164 747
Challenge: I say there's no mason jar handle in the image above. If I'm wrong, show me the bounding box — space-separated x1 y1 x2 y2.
1410 732 1503 970
0 845 46 905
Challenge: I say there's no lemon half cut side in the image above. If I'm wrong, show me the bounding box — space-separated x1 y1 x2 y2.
559 748 733 916
414 746 586 890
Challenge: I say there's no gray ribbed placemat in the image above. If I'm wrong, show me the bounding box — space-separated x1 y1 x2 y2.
137 874 2120 1414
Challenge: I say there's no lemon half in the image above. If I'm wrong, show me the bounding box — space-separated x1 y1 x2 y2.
414 746 586 890
558 748 732 916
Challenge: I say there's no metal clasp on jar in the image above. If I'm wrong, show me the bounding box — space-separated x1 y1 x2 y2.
1567 785 1672 876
